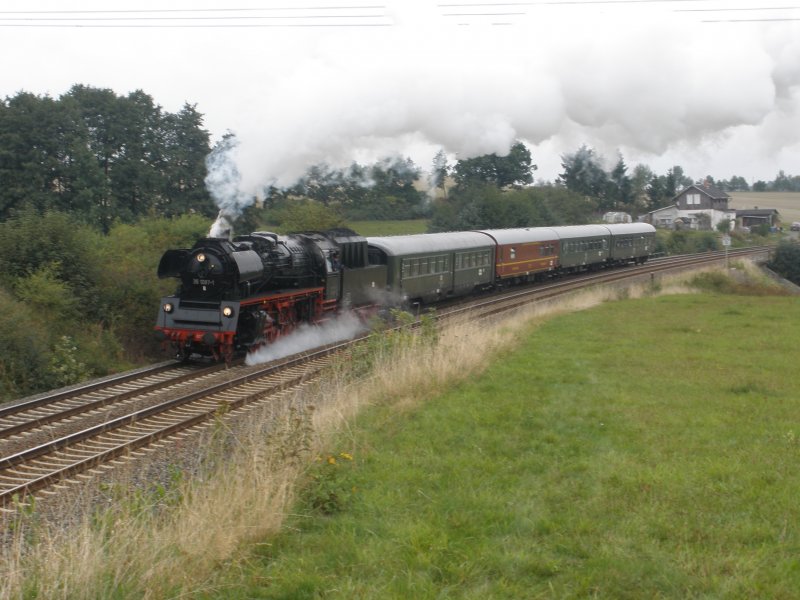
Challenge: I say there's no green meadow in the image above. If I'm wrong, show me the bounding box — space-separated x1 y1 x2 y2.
345 219 429 236
210 293 800 599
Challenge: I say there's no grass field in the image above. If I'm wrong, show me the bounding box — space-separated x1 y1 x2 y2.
204 289 800 598
729 191 800 224
5 266 796 599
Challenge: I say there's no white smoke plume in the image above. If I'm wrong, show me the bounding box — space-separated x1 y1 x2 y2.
208 4 799 193
245 312 368 366
2 2 799 198
205 134 253 238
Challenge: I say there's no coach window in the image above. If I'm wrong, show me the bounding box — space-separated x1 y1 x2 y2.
510 248 516 260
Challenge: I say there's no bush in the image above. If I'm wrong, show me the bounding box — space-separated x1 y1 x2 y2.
0 209 102 312
768 241 800 285
663 230 719 255
0 212 215 401
0 289 53 400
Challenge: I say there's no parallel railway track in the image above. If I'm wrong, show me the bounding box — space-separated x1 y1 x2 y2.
0 246 772 512
0 362 224 443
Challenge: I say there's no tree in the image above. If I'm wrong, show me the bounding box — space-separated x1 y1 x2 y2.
0 87 213 231
453 141 535 189
717 175 749 192
558 145 608 202
278 199 345 231
631 164 655 211
159 103 214 217
429 183 595 231
608 155 633 212
0 92 104 221
646 175 667 208
668 165 692 190
753 180 768 192
429 149 450 199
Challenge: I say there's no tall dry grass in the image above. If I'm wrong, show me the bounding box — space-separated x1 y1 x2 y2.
0 263 754 599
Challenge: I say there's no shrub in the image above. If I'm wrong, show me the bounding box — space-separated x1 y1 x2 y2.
0 289 53 400
768 241 800 285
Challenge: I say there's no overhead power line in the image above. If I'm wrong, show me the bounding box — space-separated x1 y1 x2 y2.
0 5 387 14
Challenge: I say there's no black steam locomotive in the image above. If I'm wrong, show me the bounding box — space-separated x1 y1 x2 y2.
154 229 385 362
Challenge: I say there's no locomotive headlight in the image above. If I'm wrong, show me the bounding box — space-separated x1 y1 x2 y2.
196 253 206 263
222 306 234 318
163 302 174 313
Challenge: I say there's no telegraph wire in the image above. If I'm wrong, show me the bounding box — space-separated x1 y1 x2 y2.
0 2 796 27
0 5 386 14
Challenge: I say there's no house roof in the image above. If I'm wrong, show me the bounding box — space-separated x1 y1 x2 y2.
646 204 678 216
735 209 779 216
677 184 730 200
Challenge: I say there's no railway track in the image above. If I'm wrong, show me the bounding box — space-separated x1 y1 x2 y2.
0 349 342 510
0 362 224 443
0 246 771 513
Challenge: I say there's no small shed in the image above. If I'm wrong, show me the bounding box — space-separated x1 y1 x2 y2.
736 209 780 229
603 211 632 224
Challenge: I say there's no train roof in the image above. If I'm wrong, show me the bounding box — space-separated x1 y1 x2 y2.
604 223 656 235
474 227 559 245
549 224 611 239
367 231 493 256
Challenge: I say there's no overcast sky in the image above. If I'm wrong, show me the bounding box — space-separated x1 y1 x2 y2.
2 0 799 197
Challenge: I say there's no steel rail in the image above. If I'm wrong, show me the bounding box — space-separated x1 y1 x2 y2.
0 364 231 440
0 362 183 419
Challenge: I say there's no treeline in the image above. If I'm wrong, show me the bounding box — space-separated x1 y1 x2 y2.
3 87 798 236
557 145 800 215
0 86 216 232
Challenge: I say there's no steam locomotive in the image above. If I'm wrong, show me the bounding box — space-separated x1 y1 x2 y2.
154 223 656 361
154 229 385 362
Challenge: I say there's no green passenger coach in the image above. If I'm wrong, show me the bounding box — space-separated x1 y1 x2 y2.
550 225 612 271
605 223 656 264
367 232 495 304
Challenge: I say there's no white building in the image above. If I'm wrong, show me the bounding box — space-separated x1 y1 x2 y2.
645 183 736 231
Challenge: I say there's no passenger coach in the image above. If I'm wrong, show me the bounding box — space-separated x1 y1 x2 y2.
367 232 495 304
606 223 656 265
476 227 560 284
551 225 612 272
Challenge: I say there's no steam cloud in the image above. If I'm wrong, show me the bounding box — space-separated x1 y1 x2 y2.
245 313 368 366
200 4 800 212
205 134 249 238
